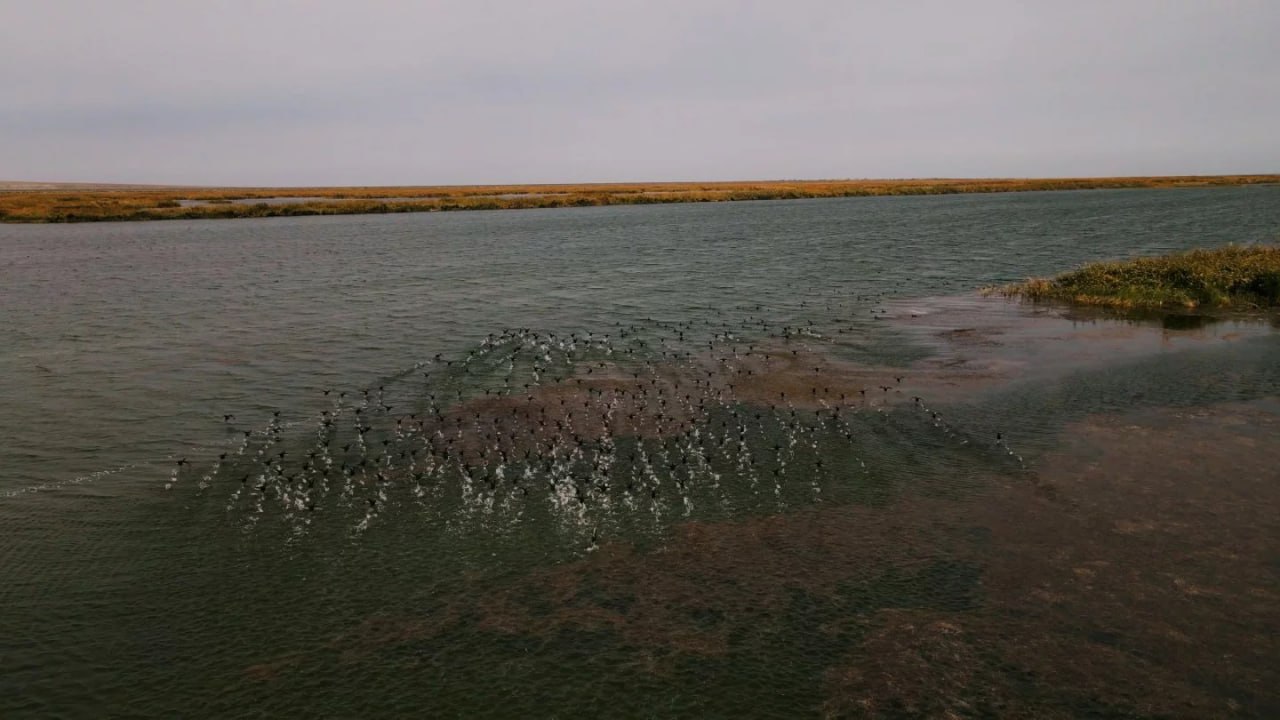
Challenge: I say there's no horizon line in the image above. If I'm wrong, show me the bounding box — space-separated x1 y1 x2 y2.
4 172 1279 192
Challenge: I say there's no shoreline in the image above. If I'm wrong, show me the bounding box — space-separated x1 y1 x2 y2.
2 174 1276 224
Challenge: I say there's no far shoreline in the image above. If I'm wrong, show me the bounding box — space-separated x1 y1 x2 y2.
1 174 1276 224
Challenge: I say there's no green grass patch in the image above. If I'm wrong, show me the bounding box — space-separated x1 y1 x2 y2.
989 245 1280 310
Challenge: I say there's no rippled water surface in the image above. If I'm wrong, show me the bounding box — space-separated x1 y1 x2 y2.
2 188 1279 718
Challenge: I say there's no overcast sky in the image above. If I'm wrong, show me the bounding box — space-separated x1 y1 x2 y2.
2 0 1277 185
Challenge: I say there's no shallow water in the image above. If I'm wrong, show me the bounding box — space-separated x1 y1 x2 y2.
1 188 1279 717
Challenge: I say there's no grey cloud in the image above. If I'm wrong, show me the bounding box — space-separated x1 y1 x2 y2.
1 0 1276 184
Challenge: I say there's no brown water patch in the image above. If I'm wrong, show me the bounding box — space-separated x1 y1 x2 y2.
260 398 1280 717
700 341 922 411
461 498 981 663
408 368 704 465
307 495 985 675
392 347 926 473
821 399 1280 718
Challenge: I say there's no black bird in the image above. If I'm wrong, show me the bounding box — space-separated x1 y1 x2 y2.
223 414 235 422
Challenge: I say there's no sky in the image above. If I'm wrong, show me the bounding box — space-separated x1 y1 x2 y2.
2 0 1277 185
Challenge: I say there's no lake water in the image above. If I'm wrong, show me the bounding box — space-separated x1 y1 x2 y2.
2 188 1278 717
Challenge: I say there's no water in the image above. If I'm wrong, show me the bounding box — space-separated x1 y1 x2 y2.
1 187 1278 717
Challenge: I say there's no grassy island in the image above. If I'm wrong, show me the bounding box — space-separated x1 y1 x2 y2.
0 174 1276 223
991 245 1280 310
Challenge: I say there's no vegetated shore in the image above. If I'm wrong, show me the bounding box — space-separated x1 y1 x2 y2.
0 175 1276 223
988 244 1280 311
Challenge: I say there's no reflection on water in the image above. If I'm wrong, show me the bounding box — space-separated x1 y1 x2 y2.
1161 312 1216 330
1 187 1279 717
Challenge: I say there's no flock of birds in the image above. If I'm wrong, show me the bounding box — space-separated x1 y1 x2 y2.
167 299 1023 550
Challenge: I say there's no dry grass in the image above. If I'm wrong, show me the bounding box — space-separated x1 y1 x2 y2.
1 175 1276 223
989 244 1280 310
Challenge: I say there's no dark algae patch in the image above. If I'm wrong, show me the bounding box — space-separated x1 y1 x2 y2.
992 244 1280 311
